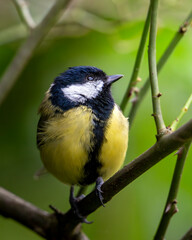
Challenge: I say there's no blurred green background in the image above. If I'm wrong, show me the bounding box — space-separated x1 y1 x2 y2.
0 0 192 239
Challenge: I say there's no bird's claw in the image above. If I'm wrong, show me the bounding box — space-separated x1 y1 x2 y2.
70 185 93 224
96 177 105 207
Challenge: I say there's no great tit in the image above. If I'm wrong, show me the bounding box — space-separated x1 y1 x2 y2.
37 66 128 222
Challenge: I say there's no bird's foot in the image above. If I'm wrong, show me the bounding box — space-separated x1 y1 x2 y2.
70 185 93 224
96 177 105 207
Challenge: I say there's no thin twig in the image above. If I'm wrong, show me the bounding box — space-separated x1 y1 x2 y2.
180 227 192 240
13 0 36 30
120 3 151 112
129 10 192 128
0 0 76 106
148 0 166 137
154 141 191 240
170 94 192 131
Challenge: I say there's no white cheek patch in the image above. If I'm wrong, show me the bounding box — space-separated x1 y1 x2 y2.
61 80 104 103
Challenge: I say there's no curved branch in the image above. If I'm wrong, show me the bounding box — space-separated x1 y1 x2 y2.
0 188 53 238
0 119 192 239
65 119 192 222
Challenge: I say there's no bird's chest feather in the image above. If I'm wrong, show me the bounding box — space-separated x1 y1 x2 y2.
38 105 128 185
98 105 128 179
38 106 95 184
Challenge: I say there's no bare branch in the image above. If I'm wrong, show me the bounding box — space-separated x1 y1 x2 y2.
171 94 192 131
0 187 52 238
154 142 191 239
57 119 192 234
0 119 192 239
13 0 36 30
148 0 166 137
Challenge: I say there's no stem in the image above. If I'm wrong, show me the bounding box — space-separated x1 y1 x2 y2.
120 3 151 112
129 10 192 129
148 0 166 137
171 94 192 131
13 0 36 30
0 0 75 106
154 141 191 240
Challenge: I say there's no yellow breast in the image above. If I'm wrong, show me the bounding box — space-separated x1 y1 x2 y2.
98 104 129 180
38 104 128 185
39 106 94 185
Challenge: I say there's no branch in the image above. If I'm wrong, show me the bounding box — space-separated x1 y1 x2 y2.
0 187 89 240
129 10 192 128
148 0 166 137
13 0 36 30
0 0 76 106
120 3 151 112
0 187 52 238
171 94 192 131
0 119 192 238
154 141 191 240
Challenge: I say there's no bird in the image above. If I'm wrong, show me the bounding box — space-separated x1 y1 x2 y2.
37 66 128 222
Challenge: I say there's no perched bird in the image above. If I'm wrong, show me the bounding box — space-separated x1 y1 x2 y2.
37 66 128 221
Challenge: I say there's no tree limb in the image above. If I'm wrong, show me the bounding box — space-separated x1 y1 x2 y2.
0 188 53 238
1 119 192 239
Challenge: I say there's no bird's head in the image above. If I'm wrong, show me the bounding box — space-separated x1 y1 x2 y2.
49 66 123 111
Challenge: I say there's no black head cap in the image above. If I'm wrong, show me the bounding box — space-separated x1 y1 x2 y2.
54 66 107 87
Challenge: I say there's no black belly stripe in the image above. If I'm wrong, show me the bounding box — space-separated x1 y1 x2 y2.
79 94 114 186
79 118 106 185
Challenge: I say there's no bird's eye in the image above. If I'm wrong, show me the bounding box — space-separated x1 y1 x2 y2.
87 75 94 81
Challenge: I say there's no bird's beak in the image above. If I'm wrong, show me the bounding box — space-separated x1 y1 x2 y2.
106 74 124 86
